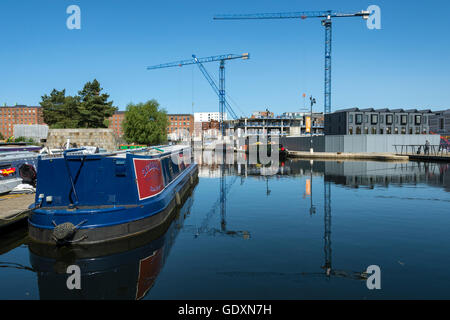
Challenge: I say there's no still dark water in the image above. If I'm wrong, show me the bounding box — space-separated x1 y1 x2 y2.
1 154 450 299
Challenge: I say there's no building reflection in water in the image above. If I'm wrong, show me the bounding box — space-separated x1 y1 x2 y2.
195 150 450 192
23 151 450 297
195 150 450 281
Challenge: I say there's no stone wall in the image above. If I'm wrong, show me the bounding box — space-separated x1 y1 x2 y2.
46 128 120 151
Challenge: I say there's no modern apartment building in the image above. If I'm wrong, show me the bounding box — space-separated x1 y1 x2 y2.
225 115 324 137
0 105 44 138
324 108 434 135
429 109 450 136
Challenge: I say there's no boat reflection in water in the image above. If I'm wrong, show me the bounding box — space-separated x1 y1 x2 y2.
28 181 197 300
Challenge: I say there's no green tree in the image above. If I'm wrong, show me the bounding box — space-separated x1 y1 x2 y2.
40 79 117 129
78 79 117 128
41 89 69 127
123 100 168 145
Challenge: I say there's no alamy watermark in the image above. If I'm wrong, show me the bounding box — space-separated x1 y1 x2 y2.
66 5 81 30
366 265 381 290
366 5 381 30
66 264 81 290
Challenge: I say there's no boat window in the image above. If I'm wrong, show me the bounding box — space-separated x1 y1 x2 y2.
161 157 173 185
171 159 180 177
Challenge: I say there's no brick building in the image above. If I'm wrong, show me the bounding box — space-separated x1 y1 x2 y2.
0 105 44 138
201 119 220 131
167 114 194 140
108 111 125 136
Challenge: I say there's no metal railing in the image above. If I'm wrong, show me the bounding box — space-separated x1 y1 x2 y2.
393 144 450 156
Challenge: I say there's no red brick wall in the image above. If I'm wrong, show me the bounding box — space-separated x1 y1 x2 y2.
108 112 125 136
167 114 194 136
0 106 44 138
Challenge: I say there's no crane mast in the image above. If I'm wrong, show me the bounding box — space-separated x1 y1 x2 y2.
147 53 249 135
214 10 369 114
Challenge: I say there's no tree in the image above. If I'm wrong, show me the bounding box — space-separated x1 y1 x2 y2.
77 79 117 128
123 100 168 145
41 89 70 127
40 79 117 128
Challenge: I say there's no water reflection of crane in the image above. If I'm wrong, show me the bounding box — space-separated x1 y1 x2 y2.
265 176 271 196
184 163 250 239
304 176 367 280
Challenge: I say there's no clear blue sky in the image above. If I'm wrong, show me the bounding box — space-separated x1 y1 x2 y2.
0 0 449 116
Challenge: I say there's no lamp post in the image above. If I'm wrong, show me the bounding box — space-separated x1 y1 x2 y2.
310 159 316 215
309 96 316 153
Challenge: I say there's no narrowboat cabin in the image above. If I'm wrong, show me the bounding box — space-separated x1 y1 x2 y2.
28 145 198 245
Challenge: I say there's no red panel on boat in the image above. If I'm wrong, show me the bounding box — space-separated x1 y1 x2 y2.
134 159 165 200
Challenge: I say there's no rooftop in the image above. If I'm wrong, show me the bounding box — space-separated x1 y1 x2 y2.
0 105 41 108
333 108 434 114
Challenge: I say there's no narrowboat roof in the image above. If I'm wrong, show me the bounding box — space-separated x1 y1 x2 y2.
40 144 190 160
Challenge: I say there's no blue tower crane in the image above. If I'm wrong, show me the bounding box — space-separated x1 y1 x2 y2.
191 55 238 121
214 10 370 114
147 53 250 135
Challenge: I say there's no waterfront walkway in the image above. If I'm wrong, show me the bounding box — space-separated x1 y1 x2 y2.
398 153 450 162
287 151 408 162
0 193 34 229
393 144 450 162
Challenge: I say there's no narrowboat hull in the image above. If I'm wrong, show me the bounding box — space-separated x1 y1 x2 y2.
28 146 198 245
28 193 195 299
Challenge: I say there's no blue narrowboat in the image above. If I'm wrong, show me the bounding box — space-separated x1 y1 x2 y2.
28 145 198 245
29 195 195 299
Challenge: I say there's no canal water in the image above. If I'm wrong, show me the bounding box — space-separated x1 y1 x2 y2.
1 153 449 299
